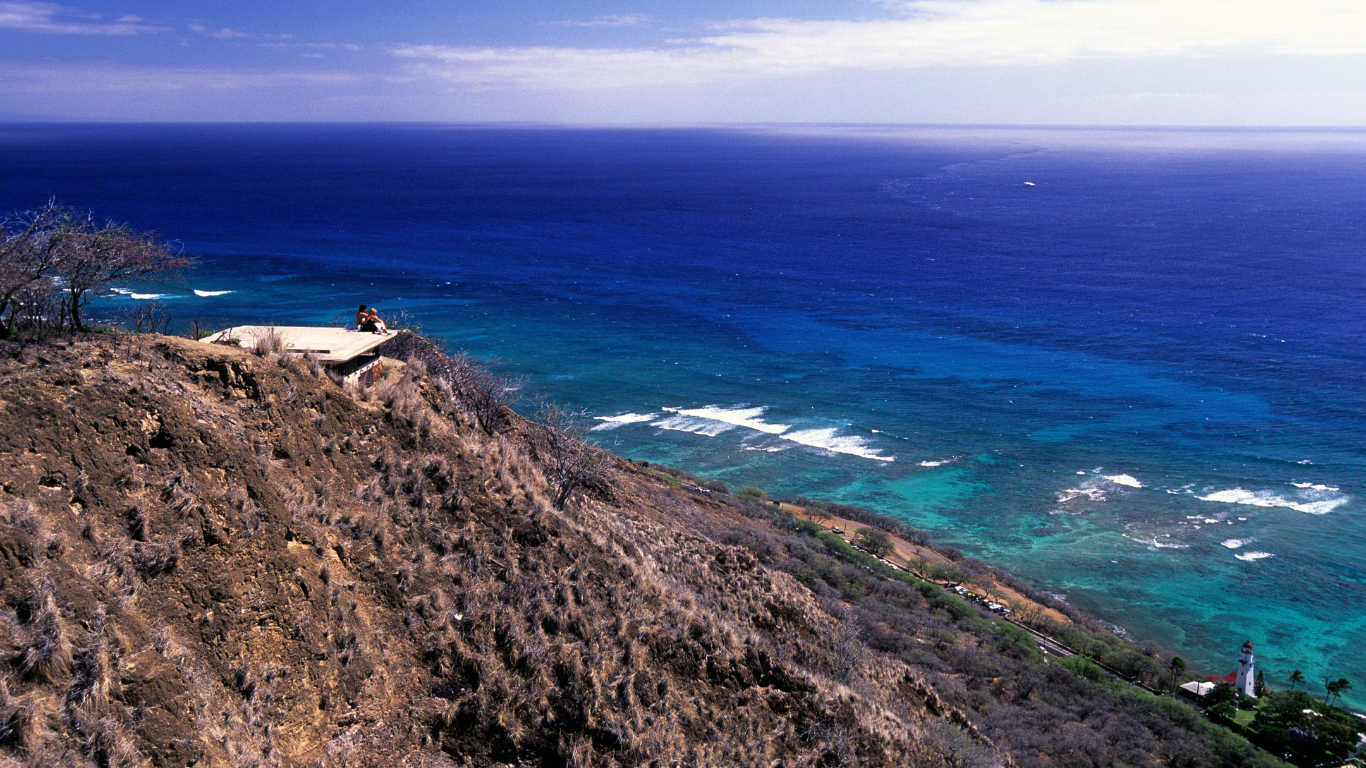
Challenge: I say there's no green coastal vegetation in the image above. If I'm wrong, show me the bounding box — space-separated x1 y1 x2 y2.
3 204 1361 766
659 471 1366 767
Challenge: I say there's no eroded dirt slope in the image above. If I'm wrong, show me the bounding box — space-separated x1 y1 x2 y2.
0 334 982 768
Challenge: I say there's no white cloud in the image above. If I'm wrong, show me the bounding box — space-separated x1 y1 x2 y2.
0 61 359 93
204 26 250 39
393 44 747 89
550 14 656 28
395 0 1366 90
0 1 169 35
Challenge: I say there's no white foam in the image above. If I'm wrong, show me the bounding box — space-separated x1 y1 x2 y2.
1236 551 1275 562
591 412 658 431
651 405 893 462
1293 482 1339 491
1221 538 1253 549
1058 471 1146 504
919 458 958 467
601 412 657 424
783 428 895 462
1124 534 1190 551
1058 486 1108 503
1198 486 1350 515
651 414 736 437
111 287 171 300
193 289 232 297
663 406 791 435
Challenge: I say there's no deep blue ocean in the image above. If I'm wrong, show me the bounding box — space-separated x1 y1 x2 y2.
3 123 1364 706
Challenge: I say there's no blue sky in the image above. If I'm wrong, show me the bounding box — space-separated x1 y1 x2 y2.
2 0 1364 124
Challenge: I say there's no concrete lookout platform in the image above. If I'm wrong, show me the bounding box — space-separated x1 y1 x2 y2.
200 326 390 386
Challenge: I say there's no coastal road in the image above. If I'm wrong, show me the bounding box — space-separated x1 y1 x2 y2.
1002 617 1076 658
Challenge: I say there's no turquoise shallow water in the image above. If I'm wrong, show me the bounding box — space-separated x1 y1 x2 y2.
3 124 1365 706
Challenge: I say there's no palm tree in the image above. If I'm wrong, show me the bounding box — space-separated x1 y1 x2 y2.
1288 669 1305 692
1324 678 1351 706
1169 657 1187 693
1325 678 1352 708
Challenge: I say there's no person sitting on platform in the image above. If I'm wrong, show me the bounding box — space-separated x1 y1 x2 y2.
361 308 389 335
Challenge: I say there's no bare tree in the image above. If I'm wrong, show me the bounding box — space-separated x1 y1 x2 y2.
922 721 996 768
50 215 190 331
798 721 858 768
806 507 831 526
0 201 65 337
113 301 173 335
443 353 519 436
534 402 612 510
0 201 190 335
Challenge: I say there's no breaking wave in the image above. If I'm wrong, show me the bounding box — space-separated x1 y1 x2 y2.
594 405 894 462
919 456 961 467
591 413 658 431
112 287 169 300
652 413 737 437
1057 471 1143 503
1197 486 1349 515
662 406 791 434
1123 533 1190 551
782 428 895 462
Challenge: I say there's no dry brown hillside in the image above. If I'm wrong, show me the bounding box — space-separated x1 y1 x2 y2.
0 333 992 768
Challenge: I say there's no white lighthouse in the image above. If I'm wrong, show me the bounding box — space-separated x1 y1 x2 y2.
1234 640 1256 698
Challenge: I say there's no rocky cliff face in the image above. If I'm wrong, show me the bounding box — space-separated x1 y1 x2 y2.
0 334 980 768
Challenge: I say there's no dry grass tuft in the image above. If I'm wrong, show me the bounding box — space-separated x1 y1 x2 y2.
63 616 117 721
0 677 58 752
13 577 73 684
252 327 285 357
87 717 146 768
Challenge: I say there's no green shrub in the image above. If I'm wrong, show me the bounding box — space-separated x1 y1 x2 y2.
738 486 767 503
854 527 893 557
